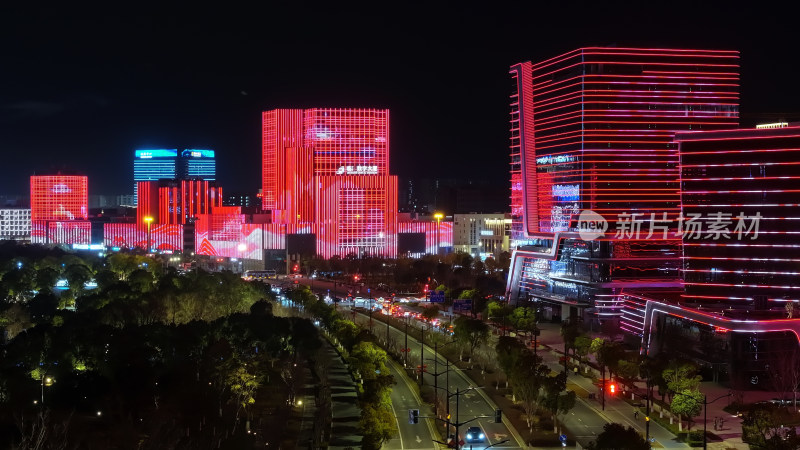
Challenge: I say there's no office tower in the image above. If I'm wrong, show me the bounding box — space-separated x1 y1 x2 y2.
30 175 89 221
179 149 216 180
506 47 740 323
30 174 90 244
137 179 222 225
262 108 398 257
133 149 177 202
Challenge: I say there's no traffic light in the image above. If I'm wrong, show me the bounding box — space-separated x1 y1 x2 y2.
609 383 617 395
494 408 502 423
408 409 419 424
292 264 299 273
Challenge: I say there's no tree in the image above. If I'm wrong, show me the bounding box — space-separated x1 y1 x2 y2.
671 389 703 430
509 307 537 339
360 404 397 449
420 305 440 323
588 423 650 450
768 347 800 408
349 341 388 383
541 371 575 434
561 319 580 358
742 406 800 449
452 316 489 359
616 360 640 393
663 361 701 398
574 335 592 369
510 353 549 432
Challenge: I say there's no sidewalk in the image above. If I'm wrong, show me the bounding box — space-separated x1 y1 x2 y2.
321 341 363 450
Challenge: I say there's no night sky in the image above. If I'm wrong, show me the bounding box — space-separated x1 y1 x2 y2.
1 3 798 196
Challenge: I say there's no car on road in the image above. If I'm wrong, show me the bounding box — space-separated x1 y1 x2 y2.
464 426 485 444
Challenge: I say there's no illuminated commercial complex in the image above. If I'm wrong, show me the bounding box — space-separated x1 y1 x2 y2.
619 125 800 386
502 47 800 387
257 108 399 258
506 47 741 321
30 175 91 245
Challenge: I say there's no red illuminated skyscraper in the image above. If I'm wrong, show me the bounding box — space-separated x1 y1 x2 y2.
30 175 90 245
31 175 88 222
507 48 740 321
262 108 397 257
137 179 223 225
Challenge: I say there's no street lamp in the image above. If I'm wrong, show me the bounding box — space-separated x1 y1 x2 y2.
433 212 444 256
673 390 731 450
426 339 456 417
41 374 55 405
144 216 154 252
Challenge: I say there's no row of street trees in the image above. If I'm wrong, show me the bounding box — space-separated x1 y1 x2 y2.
281 285 398 449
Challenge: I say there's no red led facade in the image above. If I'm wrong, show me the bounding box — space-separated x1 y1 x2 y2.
260 108 398 258
104 223 183 251
137 179 222 225
677 126 800 307
31 220 91 245
507 48 741 314
30 175 88 222
516 47 740 235
398 220 453 256
315 175 398 258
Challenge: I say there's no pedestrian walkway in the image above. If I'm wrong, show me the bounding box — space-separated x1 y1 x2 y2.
321 342 363 450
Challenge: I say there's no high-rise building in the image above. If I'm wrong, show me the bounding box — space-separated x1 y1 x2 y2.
137 179 223 225
133 149 216 203
179 149 216 180
677 125 800 307
620 125 800 388
133 149 178 202
30 175 89 222
30 174 90 245
261 108 398 257
506 47 741 322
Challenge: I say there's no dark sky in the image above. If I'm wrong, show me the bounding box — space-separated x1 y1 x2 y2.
1 2 798 196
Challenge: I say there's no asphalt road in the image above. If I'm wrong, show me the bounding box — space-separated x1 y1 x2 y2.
384 357 440 450
351 310 525 449
285 276 687 448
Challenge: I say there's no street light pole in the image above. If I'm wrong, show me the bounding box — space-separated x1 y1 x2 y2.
404 317 409 368
419 325 425 386
434 212 444 256
144 216 153 252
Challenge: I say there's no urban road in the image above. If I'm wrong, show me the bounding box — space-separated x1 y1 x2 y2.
292 277 686 449
351 310 525 449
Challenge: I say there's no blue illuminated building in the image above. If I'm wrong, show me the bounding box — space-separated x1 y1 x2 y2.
133 149 216 202
133 149 178 202
179 149 216 180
